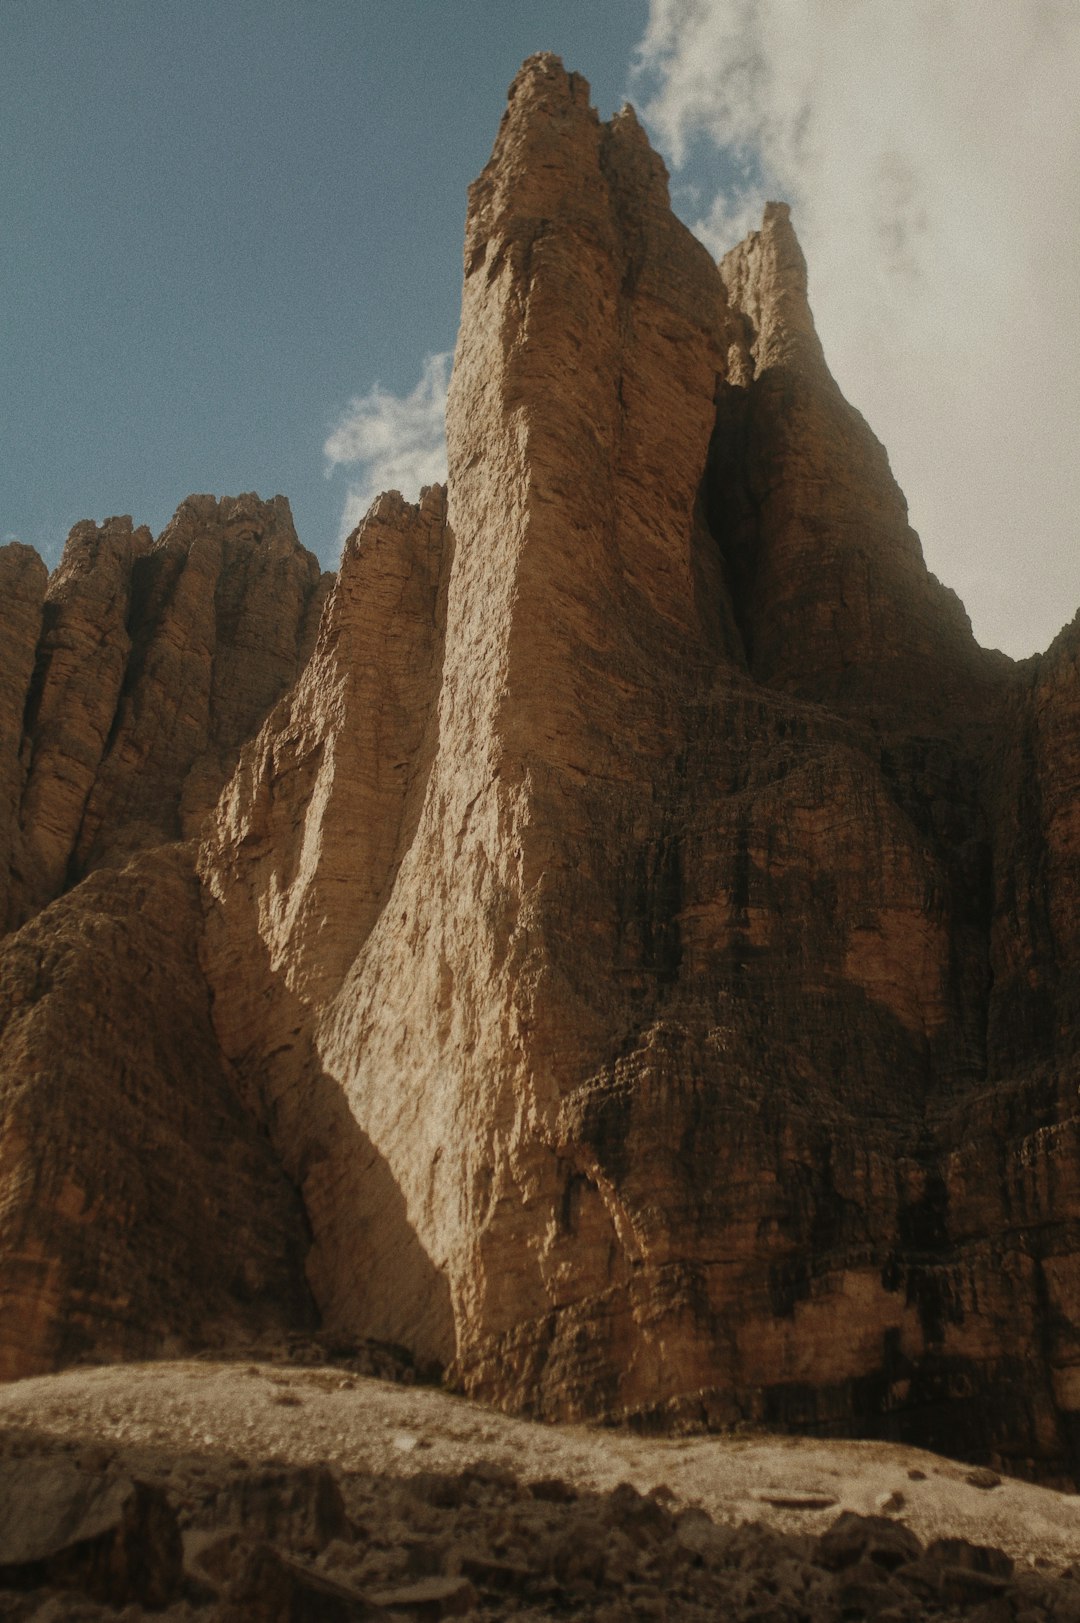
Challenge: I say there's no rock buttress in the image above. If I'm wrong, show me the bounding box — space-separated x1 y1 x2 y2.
3 54 1080 1480
0 495 330 1375
0 544 48 932
712 201 1001 723
0 846 316 1380
4 495 329 933
195 57 1080 1477
199 485 455 1365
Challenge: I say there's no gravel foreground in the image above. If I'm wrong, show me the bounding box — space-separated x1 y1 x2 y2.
2 1351 1080 1619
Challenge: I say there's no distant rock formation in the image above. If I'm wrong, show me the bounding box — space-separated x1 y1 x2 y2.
1 56 1078 1482
0 496 327 1377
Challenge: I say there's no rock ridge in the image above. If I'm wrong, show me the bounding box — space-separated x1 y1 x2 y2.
0 493 329 935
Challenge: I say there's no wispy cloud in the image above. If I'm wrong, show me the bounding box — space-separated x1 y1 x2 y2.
324 352 451 543
634 0 1080 657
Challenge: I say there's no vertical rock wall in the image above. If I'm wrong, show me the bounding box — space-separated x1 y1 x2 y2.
200 485 455 1363
0 496 329 1375
1 53 1079 1483
0 848 316 1380
12 517 153 926
0 544 48 932
192 57 1080 1478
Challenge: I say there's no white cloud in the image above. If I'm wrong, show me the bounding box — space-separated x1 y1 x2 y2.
324 351 451 542
634 0 1080 657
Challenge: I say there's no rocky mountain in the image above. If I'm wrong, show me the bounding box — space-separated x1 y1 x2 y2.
1 55 1078 1483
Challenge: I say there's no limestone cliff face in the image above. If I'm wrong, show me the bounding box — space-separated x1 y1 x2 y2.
713 203 1000 722
199 53 744 1381
0 847 315 1380
10 516 152 928
0 496 328 1375
1 494 328 934
191 57 1080 1479
0 544 47 931
199 485 454 1363
2 54 1079 1482
988 617 1080 1073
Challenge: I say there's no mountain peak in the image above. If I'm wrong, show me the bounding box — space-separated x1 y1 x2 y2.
0 57 1078 1486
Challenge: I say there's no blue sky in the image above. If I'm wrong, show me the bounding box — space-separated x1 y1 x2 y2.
4 1 1078 657
2 1 651 570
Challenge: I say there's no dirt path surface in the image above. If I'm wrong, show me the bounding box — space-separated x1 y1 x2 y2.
2 1357 1080 1618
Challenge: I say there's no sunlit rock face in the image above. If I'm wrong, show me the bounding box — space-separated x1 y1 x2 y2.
1 54 1079 1482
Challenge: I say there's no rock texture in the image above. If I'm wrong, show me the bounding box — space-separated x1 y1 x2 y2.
8 1359 1080 1620
0 844 316 1382
1 494 329 934
2 54 1080 1485
0 1456 182 1609
0 543 47 933
0 496 328 1376
200 484 455 1364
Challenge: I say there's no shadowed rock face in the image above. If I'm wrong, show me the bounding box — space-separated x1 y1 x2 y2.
0 848 317 1380
1 55 1079 1481
0 494 329 934
0 495 328 1372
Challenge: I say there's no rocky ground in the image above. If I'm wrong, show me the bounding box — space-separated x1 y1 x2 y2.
1 1343 1080 1618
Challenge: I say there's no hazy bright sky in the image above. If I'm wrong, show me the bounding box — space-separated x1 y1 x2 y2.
3 1 1077 658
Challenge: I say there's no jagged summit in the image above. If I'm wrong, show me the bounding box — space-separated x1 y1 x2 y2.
720 199 826 374
1 60 1079 1482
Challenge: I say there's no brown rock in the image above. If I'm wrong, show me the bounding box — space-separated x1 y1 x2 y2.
0 1456 182 1608
714 203 1000 721
814 1511 922 1572
603 1480 673 1538
199 483 454 1363
203 1465 350 1553
529 1478 578 1503
0 846 315 1380
190 53 1041 1469
74 492 328 875
753 1488 838 1510
457 1550 532 1592
3 495 326 936
12 516 151 926
832 1561 905 1618
368 1574 478 1618
0 544 47 934
199 47 749 1427
925 1537 1012 1577
2 51 1080 1492
226 1542 389 1621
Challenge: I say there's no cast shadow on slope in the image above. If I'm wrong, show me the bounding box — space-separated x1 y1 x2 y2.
2 1406 1078 1619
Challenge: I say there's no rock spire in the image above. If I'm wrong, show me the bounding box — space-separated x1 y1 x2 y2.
0 55 1078 1481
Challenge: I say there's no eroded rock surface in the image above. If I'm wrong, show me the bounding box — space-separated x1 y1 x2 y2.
1 54 1079 1482
199 484 454 1365
0 495 327 1375
0 1456 182 1609
195 54 1080 1475
0 846 316 1380
2 494 328 935
0 543 47 933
